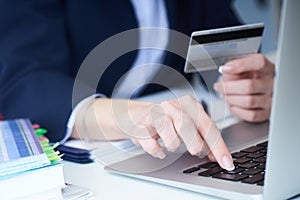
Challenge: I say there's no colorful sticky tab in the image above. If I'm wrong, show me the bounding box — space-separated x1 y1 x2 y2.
35 128 48 137
33 126 62 164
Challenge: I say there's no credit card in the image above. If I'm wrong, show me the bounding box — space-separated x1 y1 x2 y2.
184 23 264 73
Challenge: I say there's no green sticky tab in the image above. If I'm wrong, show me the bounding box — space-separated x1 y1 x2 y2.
34 126 63 164
35 128 48 136
52 142 60 149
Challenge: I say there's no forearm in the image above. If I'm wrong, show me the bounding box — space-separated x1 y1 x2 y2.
71 98 152 141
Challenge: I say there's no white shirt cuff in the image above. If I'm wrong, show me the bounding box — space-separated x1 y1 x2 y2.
59 94 105 144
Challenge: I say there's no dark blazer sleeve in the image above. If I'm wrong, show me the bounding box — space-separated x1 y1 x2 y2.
201 0 242 29
0 0 73 142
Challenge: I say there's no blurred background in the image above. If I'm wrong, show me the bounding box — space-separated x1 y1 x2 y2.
233 0 282 56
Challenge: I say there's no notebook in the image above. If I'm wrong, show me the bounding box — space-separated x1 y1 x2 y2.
105 1 300 199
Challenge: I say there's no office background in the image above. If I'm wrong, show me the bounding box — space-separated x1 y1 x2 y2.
234 0 281 54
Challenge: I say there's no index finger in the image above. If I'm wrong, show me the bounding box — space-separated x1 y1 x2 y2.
196 108 235 171
175 96 235 171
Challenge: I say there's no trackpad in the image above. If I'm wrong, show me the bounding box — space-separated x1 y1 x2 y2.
221 121 269 152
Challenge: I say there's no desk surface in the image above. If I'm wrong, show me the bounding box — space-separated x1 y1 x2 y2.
63 159 220 200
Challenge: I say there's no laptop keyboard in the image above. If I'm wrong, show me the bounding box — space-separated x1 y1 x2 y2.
182 141 268 186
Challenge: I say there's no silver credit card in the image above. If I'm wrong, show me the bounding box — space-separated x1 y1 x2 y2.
184 23 264 73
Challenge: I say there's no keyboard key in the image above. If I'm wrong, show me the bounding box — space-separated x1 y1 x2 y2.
259 149 267 153
183 167 200 174
191 141 269 184
198 162 218 169
198 166 223 177
246 153 265 159
213 173 248 182
242 174 264 184
232 152 248 158
241 146 264 153
242 168 264 175
257 141 268 147
223 167 245 174
253 157 266 163
257 180 264 186
239 162 259 169
234 158 252 164
257 163 266 169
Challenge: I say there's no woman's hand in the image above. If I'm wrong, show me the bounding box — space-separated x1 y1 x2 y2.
214 54 275 122
73 95 235 171
114 96 234 171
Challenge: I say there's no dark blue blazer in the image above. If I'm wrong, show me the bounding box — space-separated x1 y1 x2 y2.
0 0 240 141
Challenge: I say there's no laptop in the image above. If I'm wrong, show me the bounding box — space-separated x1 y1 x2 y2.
105 1 300 199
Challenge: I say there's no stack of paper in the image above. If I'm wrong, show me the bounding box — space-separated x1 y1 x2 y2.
0 164 65 200
0 119 65 200
0 119 51 176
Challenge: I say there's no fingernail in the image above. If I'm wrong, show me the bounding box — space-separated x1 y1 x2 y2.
155 151 166 159
218 66 223 74
222 155 235 171
189 147 201 157
219 65 232 74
